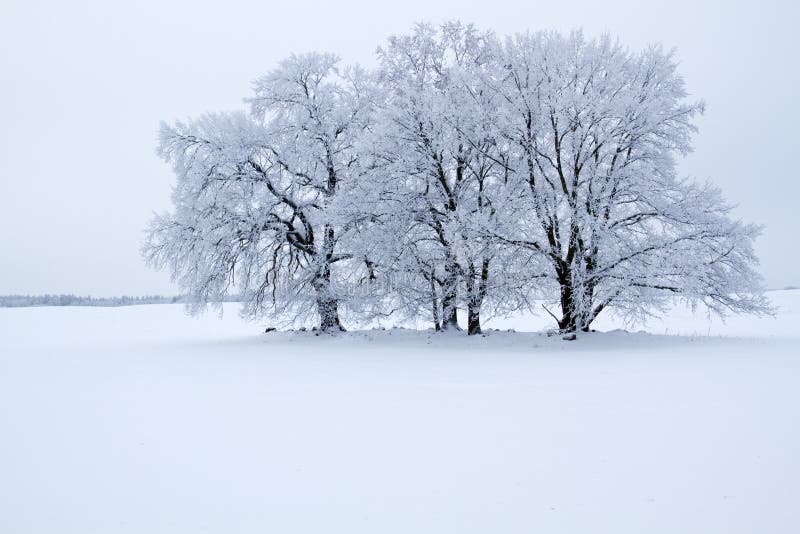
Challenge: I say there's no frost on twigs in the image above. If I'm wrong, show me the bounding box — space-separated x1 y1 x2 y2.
143 23 771 336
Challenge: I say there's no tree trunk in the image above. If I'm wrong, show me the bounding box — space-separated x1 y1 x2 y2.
440 299 459 330
556 274 595 333
313 255 343 332
430 272 441 331
317 294 343 332
467 303 481 335
312 222 344 332
466 258 489 335
557 263 577 332
440 258 460 331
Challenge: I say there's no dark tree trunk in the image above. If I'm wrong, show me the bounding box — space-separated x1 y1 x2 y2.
314 270 343 332
556 262 576 332
466 258 489 336
467 304 481 335
317 294 343 332
441 300 459 330
556 271 596 333
430 272 441 331
314 234 343 332
440 257 460 331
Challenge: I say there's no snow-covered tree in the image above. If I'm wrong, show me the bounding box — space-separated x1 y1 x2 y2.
144 53 371 331
489 31 770 331
145 24 769 335
364 22 530 334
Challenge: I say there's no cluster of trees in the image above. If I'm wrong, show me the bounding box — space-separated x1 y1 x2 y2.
0 295 180 308
144 23 769 334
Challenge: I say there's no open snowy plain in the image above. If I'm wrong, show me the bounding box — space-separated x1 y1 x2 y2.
1 291 799 533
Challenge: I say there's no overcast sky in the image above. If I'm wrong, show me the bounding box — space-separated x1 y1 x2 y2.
1 0 797 296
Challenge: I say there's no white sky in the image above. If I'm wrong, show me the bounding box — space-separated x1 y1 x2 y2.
1 0 797 296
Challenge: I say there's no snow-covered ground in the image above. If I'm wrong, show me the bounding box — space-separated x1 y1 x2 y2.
1 291 799 533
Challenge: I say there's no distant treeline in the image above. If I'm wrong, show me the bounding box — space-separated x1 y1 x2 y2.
0 294 182 308
0 294 247 308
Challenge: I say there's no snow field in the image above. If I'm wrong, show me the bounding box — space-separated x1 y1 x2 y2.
1 291 798 533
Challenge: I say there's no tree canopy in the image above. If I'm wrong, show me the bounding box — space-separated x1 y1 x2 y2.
144 22 770 334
